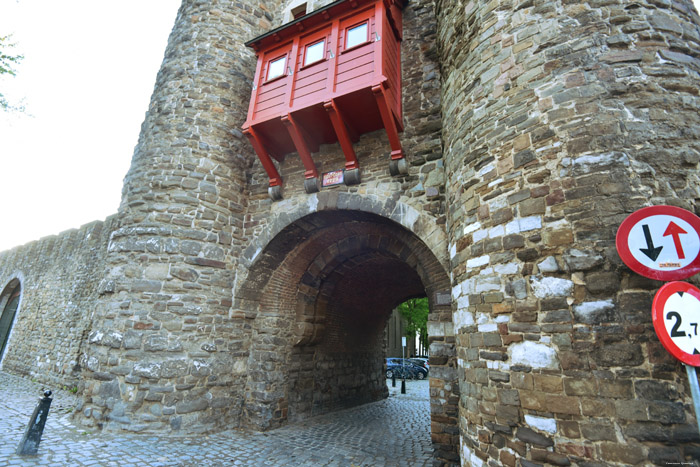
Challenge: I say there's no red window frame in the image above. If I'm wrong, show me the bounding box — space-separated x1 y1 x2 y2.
303 39 326 67
344 20 370 51
265 54 288 83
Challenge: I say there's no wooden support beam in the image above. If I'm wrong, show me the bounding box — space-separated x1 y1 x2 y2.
281 114 318 179
324 99 359 170
372 81 405 160
243 126 282 187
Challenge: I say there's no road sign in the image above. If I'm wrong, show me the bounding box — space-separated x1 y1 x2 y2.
652 281 700 366
616 205 700 281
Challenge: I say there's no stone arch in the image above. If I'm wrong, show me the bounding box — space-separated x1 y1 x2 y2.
234 193 458 464
240 191 449 272
0 277 22 367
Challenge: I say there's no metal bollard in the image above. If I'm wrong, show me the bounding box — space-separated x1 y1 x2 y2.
16 390 53 456
392 373 396 387
401 377 406 394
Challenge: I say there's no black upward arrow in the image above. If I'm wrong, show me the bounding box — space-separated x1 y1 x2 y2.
640 224 663 261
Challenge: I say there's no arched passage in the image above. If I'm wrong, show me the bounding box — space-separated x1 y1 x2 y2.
234 205 458 463
0 279 21 364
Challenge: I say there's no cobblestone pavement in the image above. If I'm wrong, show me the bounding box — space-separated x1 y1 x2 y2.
0 371 431 466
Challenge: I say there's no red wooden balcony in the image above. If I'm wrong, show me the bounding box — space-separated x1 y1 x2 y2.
242 0 406 199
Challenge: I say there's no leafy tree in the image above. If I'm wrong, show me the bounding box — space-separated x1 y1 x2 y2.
0 34 24 111
397 297 429 354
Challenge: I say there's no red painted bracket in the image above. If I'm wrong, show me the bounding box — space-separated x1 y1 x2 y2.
324 99 360 171
282 114 318 179
243 126 282 187
371 81 405 161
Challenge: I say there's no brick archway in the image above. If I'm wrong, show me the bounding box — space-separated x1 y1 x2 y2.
234 201 459 464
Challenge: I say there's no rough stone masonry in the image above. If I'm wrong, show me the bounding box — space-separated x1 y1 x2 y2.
1 0 700 465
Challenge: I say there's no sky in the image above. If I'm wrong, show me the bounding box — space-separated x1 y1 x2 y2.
0 1 180 251
0 1 699 252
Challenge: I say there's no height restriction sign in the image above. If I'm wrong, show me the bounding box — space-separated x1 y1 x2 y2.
616 205 700 281
652 281 700 367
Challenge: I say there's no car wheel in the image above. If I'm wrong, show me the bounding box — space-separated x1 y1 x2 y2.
416 371 425 380
386 370 393 378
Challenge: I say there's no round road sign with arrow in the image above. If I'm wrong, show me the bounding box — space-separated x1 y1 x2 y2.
616 205 700 281
652 281 700 367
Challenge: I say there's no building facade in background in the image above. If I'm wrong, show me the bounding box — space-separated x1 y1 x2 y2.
1 0 700 464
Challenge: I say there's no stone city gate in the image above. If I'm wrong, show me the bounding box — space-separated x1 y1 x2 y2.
234 198 456 440
1 0 700 465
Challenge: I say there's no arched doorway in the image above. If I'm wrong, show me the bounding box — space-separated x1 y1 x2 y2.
234 205 458 463
0 279 21 363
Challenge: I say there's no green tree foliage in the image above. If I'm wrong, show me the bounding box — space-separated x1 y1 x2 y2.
397 297 429 350
0 34 24 111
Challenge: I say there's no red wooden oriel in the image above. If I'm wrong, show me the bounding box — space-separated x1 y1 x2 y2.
242 0 406 191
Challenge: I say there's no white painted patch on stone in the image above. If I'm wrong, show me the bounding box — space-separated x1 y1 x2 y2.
464 221 481 235
505 216 542 235
251 247 262 262
400 204 420 230
475 275 501 293
574 151 630 169
478 323 498 332
449 243 457 259
457 295 470 309
530 275 573 298
547 219 569 230
538 256 559 272
307 193 318 211
473 229 488 242
525 415 557 434
452 284 462 299
479 163 495 177
495 315 510 323
461 440 484 467
488 178 503 188
467 255 489 268
453 308 475 331
494 263 519 275
509 341 559 370
574 299 614 317
428 321 445 337
489 225 504 238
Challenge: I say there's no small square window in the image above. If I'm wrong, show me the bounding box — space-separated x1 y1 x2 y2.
267 56 286 81
346 22 368 49
291 3 307 19
304 40 325 66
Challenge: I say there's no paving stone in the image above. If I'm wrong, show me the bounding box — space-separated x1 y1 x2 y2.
0 371 431 466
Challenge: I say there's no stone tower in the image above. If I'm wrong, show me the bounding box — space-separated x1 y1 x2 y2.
0 0 698 465
438 0 700 464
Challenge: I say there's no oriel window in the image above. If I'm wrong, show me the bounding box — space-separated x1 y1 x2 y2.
346 22 369 49
304 40 325 66
267 55 287 81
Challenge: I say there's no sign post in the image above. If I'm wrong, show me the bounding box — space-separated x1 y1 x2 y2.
651 281 700 434
618 206 700 434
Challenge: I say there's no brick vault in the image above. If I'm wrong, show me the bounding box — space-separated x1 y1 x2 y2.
1 0 700 465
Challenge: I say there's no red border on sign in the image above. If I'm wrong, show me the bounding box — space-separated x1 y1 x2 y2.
616 205 700 281
652 281 700 366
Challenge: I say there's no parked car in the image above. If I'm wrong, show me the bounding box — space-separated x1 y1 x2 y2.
409 357 429 370
386 358 428 380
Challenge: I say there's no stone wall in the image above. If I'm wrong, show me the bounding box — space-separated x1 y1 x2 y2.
0 217 115 389
76 0 285 434
438 0 700 464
